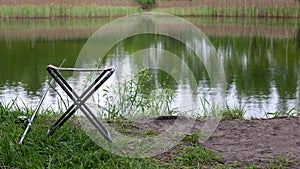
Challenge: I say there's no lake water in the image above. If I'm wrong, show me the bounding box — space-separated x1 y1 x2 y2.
0 17 299 118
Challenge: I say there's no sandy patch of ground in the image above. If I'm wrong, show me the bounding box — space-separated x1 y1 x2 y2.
117 116 300 168
202 117 300 167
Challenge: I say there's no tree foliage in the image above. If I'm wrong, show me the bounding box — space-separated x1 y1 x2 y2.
137 0 156 9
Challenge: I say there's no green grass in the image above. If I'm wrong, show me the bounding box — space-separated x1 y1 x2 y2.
267 154 294 169
0 103 152 168
221 104 246 120
0 5 141 18
1 100 298 168
265 108 299 118
99 68 175 120
0 4 299 18
152 6 300 18
173 146 223 168
0 69 297 168
0 102 224 168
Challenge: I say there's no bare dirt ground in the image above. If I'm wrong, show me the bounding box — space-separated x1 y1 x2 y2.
123 116 300 168
202 117 300 168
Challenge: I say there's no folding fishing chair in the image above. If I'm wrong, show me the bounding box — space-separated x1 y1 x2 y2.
46 65 115 142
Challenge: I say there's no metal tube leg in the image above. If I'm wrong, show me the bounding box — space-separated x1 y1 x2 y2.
46 65 114 141
46 104 77 136
79 105 112 142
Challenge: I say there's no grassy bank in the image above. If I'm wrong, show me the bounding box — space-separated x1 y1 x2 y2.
0 70 298 168
0 102 224 168
0 17 298 41
0 4 300 18
153 6 300 18
0 5 140 18
1 101 297 168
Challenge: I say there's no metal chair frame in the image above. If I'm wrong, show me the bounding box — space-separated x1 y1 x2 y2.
46 65 115 142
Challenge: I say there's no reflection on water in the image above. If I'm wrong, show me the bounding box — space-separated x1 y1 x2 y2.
0 17 299 118
0 38 84 110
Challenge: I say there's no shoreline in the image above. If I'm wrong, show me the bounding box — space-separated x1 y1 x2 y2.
0 4 299 19
1 102 299 168
0 17 297 41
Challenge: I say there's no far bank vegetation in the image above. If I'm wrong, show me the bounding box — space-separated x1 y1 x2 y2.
0 0 299 18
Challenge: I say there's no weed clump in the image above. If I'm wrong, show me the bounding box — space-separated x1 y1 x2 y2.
221 105 246 120
100 68 175 121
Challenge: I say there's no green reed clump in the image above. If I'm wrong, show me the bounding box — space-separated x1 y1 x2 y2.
65 5 140 18
265 108 299 118
0 5 140 18
221 104 246 120
100 68 176 120
198 98 246 120
153 6 300 18
1 4 299 18
100 68 248 121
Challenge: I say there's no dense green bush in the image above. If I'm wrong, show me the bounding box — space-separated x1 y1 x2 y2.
137 0 156 9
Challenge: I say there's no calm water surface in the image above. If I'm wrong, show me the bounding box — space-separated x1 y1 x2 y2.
0 17 299 118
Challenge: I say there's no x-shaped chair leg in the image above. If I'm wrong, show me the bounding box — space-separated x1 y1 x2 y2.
46 65 115 142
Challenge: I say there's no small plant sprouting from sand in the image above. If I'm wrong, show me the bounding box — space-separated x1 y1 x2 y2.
221 104 246 120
